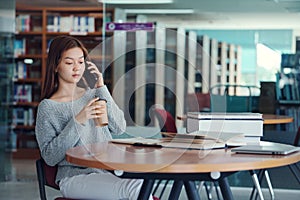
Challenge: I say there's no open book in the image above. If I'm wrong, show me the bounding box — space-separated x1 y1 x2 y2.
110 131 247 150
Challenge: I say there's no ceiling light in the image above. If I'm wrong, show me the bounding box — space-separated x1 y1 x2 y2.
274 0 300 2
124 9 194 14
98 0 173 4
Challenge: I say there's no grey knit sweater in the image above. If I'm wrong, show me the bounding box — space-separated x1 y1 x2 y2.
35 86 126 184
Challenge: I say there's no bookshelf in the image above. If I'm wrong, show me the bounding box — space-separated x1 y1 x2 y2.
0 33 14 152
274 53 300 132
13 5 114 159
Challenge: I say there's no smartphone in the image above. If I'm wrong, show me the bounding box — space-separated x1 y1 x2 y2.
83 61 98 89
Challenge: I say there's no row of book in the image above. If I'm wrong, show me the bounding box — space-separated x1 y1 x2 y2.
16 14 33 32
12 107 34 126
14 39 26 57
276 107 300 132
14 61 27 79
281 53 300 68
276 72 300 101
14 84 32 103
47 15 96 33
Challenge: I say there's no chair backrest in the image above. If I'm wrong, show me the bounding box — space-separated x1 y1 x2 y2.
36 158 63 200
186 93 211 112
36 158 80 200
294 126 300 146
210 84 260 112
153 108 177 133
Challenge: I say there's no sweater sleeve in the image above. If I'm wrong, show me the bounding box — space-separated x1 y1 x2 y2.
95 86 126 135
35 100 83 166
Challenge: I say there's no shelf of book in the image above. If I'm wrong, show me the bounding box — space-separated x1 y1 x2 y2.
272 53 300 132
13 4 114 159
0 33 14 153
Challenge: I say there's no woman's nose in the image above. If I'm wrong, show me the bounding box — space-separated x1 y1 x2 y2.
73 63 81 71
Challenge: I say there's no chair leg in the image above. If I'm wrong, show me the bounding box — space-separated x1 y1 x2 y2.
152 180 162 196
289 164 300 184
249 170 261 200
36 160 47 200
159 180 170 199
249 170 265 200
197 181 205 193
213 181 221 200
264 170 274 200
204 182 212 200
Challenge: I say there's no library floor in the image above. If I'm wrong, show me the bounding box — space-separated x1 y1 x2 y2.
1 153 300 200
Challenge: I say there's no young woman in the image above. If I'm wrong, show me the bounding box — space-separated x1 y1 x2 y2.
35 35 153 200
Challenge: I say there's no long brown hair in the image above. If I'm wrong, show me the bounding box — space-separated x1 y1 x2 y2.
41 35 88 100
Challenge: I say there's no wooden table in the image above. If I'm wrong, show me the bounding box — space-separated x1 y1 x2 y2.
262 114 293 125
66 142 300 200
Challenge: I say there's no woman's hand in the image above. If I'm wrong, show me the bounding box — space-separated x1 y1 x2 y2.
85 61 104 88
75 97 105 124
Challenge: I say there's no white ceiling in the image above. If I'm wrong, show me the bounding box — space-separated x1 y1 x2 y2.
16 0 300 29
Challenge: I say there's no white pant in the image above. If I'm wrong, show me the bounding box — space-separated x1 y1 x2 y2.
59 172 153 200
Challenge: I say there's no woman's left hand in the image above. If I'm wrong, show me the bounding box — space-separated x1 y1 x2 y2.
85 61 104 88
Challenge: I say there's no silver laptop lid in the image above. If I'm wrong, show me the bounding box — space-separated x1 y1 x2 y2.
231 141 300 155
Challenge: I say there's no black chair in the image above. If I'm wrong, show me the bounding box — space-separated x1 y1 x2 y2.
287 126 300 184
36 158 74 200
250 127 300 200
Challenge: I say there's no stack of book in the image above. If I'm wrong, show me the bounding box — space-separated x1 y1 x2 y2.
186 112 263 144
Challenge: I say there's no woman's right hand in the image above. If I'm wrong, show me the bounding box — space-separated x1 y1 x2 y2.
75 97 104 124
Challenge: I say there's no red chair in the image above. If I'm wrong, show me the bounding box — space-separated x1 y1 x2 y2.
152 108 177 133
36 158 74 200
186 93 211 112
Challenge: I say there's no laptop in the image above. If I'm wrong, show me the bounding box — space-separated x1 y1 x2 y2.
231 141 300 155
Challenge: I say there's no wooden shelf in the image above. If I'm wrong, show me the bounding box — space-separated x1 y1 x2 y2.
13 4 115 159
15 31 43 35
12 148 40 159
13 101 39 107
278 100 300 105
12 125 36 130
15 54 43 59
14 78 42 83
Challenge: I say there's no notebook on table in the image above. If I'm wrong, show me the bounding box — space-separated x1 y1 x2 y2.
231 141 300 155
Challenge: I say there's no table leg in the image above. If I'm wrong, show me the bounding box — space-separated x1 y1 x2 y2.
184 180 201 200
168 180 183 200
138 179 155 200
218 177 234 200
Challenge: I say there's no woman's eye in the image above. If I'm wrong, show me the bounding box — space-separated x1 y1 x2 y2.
79 61 84 65
66 62 73 65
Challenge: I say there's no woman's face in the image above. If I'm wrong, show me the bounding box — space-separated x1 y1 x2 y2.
56 47 85 85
